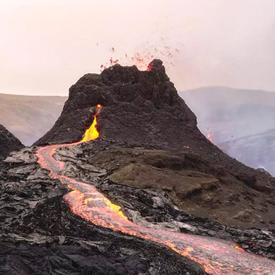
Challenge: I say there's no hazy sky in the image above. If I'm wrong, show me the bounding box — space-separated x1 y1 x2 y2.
1 0 275 95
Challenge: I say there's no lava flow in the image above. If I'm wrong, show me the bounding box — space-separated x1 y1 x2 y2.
36 106 275 275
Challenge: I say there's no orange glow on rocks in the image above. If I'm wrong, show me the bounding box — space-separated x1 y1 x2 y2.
235 245 245 253
206 128 214 143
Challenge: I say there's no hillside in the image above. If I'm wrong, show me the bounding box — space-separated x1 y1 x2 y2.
181 87 275 174
0 93 66 145
220 129 275 175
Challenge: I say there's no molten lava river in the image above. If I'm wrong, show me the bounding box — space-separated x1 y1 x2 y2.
36 105 275 275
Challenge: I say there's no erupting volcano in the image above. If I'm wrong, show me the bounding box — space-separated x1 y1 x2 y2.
0 59 269 274
36 102 275 274
2 0 275 272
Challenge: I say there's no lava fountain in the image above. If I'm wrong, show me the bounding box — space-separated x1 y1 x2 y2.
36 105 275 275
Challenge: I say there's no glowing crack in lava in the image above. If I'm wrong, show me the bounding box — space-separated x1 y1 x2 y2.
36 105 275 275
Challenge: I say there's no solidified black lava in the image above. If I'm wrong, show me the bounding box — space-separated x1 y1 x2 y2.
0 147 205 275
1 143 274 275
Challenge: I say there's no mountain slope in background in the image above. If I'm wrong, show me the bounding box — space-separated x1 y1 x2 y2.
0 93 66 146
0 124 23 160
181 87 275 174
220 129 275 174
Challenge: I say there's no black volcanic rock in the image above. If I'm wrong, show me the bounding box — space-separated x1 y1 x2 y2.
0 124 23 159
35 60 274 192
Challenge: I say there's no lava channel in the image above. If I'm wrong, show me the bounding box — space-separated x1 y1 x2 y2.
36 106 275 275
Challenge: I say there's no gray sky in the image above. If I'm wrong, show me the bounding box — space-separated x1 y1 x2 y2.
1 0 275 95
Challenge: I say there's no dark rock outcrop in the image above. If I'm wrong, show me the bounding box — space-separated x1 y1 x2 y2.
0 124 23 160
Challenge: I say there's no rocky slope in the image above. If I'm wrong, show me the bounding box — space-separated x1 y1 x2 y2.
181 87 275 174
181 87 275 142
0 124 23 160
220 129 275 175
0 140 274 274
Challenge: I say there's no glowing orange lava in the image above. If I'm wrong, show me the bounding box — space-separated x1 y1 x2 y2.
81 104 102 142
36 105 275 275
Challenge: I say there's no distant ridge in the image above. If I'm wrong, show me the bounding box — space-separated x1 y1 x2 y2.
0 93 67 145
180 86 275 175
